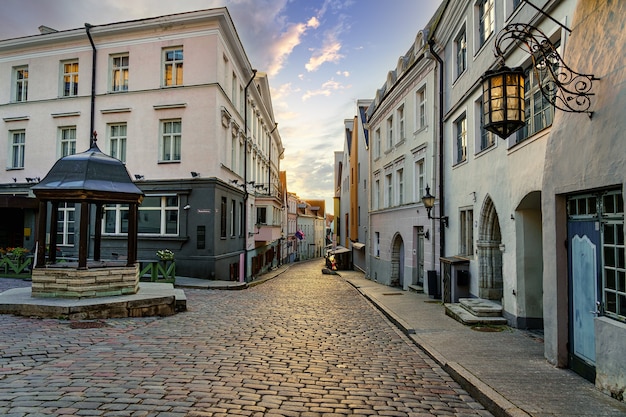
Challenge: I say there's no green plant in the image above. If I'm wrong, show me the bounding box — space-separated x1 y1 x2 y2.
156 249 175 261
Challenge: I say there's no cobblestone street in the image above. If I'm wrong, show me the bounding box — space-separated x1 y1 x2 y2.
0 261 492 416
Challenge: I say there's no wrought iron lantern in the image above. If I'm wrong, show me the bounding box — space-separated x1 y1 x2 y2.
481 66 525 139
481 21 598 139
421 185 448 227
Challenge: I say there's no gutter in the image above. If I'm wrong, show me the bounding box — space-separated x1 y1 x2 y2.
85 23 96 145
428 39 445 260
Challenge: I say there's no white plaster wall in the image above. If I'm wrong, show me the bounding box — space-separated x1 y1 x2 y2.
542 0 626 386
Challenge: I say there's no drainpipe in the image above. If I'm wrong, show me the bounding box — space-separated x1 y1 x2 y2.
428 39 445 260
243 69 257 282
85 23 96 146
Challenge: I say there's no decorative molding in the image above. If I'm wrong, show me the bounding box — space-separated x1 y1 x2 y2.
51 111 80 118
101 107 132 114
3 116 29 122
153 103 187 110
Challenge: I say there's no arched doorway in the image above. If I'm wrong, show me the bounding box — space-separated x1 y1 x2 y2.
477 196 503 300
391 234 404 288
515 191 543 328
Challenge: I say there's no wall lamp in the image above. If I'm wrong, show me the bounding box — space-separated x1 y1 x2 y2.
421 184 448 227
249 223 261 236
134 174 145 180
191 171 200 178
481 19 598 139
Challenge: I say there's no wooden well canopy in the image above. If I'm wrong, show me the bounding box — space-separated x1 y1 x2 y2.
31 141 144 269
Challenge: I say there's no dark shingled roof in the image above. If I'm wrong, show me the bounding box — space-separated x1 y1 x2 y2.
32 143 143 203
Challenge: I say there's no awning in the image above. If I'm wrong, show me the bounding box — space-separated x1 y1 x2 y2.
352 242 365 250
328 246 350 254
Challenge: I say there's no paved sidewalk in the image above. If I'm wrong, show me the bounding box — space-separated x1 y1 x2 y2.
337 269 626 417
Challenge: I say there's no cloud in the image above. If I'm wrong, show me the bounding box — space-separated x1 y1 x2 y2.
336 70 350 77
305 33 344 72
302 79 351 101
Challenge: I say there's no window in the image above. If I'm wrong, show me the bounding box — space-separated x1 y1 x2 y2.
160 120 181 162
374 179 380 210
455 115 467 164
138 196 179 235
239 202 244 236
387 116 394 148
375 232 380 257
59 127 76 157
256 206 267 225
397 168 404 205
111 54 129 92
397 105 405 141
415 160 424 201
460 208 474 256
163 48 183 86
478 99 494 151
9 130 25 169
455 28 467 78
601 191 625 321
478 0 495 47
220 197 227 238
14 66 28 102
232 72 238 104
386 173 393 207
375 128 381 158
57 203 75 246
108 123 127 163
417 88 426 129
516 65 556 142
568 191 626 322
62 61 79 97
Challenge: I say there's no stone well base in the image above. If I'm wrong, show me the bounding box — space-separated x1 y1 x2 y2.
32 264 139 299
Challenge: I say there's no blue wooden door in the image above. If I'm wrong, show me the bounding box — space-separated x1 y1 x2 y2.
567 220 599 380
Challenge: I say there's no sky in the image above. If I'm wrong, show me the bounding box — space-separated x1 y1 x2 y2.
0 0 443 214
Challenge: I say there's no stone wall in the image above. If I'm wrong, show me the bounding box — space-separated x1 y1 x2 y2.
31 265 139 298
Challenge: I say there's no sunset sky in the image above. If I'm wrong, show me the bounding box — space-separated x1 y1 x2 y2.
1 0 443 213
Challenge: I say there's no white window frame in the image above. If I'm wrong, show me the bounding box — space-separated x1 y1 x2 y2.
9 130 25 169
385 173 393 207
415 159 424 202
397 105 405 142
139 195 179 236
454 115 467 164
13 66 28 102
455 27 467 78
476 98 495 152
397 168 404 205
61 60 79 97
477 0 495 48
110 53 129 92
160 120 181 162
59 126 76 157
460 208 474 256
57 203 76 246
375 128 381 159
387 116 394 149
416 88 427 130
163 47 183 87
108 123 127 163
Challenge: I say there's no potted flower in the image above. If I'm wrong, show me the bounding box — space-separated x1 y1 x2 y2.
156 249 175 261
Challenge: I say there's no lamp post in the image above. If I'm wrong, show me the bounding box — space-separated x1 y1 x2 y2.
421 184 448 228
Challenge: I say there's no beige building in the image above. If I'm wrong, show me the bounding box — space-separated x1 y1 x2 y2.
0 8 284 281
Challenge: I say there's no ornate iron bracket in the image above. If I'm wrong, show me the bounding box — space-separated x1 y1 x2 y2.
493 23 599 115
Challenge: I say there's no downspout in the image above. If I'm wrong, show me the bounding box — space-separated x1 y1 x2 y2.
85 23 96 146
243 69 257 282
428 39 445 260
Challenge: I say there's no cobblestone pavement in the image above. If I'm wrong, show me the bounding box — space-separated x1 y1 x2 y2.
0 262 492 416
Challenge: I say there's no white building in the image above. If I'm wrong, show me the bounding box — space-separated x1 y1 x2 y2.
366 27 440 291
0 8 284 281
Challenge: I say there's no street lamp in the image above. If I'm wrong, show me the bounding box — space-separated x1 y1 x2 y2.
421 184 448 228
481 22 598 139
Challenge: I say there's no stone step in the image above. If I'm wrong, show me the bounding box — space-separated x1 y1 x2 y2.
407 284 424 293
445 303 508 326
459 297 503 317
